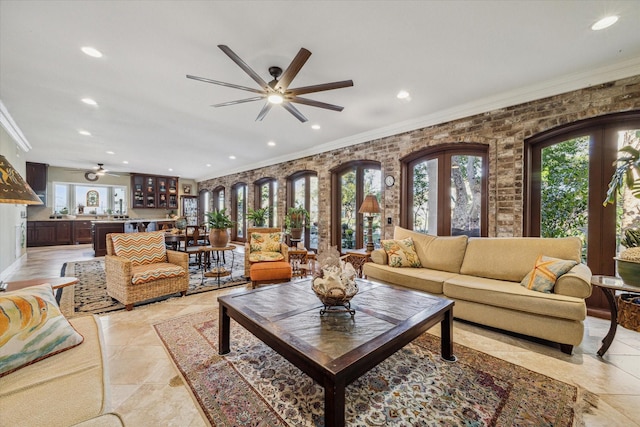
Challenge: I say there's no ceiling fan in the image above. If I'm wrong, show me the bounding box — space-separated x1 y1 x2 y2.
84 163 119 181
187 45 354 123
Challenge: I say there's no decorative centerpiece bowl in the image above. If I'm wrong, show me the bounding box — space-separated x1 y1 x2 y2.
312 243 358 315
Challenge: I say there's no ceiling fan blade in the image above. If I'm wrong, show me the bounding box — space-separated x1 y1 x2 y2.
282 102 308 123
218 45 269 90
186 75 264 94
288 80 354 96
275 48 311 91
212 96 264 107
255 102 273 121
289 96 344 112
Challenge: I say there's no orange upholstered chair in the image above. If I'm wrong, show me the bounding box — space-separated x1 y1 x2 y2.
244 228 291 288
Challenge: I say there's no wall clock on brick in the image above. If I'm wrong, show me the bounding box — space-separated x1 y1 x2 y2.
385 175 395 187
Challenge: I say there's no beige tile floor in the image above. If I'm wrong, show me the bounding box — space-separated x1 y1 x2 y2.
5 245 640 426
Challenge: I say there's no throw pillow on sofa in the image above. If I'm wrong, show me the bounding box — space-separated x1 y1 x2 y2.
381 237 422 268
0 283 84 377
520 255 578 293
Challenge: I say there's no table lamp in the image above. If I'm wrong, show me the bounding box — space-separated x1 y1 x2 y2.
0 155 43 205
358 194 381 252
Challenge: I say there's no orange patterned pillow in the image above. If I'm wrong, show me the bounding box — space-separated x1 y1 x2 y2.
520 255 577 293
111 231 167 266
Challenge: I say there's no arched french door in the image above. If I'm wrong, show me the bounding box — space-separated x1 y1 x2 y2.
525 111 640 316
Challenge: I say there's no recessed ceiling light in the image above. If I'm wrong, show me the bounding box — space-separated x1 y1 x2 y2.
229 155 236 160
311 124 321 130
106 151 114 155
78 130 91 136
81 98 98 106
81 46 103 58
267 141 276 147
122 160 129 164
206 164 211 167
397 90 411 100
168 168 173 172
591 15 619 30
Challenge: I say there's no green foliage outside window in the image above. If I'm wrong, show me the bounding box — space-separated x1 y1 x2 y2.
540 136 589 257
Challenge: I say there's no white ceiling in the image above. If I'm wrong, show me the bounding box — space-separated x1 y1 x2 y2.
1 1 640 181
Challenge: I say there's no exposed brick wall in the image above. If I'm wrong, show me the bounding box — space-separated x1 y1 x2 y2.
200 75 640 242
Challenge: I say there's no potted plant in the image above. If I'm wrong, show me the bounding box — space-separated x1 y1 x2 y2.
206 208 235 247
285 206 310 240
247 207 270 227
604 145 640 285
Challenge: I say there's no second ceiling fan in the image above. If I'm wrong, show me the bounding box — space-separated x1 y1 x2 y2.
187 45 353 123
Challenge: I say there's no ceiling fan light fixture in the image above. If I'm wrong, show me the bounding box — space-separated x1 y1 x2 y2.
268 93 284 104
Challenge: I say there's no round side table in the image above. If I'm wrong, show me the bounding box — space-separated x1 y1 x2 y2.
591 275 640 357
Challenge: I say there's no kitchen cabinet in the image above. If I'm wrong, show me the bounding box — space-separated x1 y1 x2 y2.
92 221 125 256
131 173 179 209
27 221 72 247
26 162 48 205
73 220 93 244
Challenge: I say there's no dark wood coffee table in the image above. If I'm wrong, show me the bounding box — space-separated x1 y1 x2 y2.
218 279 455 427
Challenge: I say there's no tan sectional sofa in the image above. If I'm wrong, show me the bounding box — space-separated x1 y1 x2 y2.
363 226 593 354
0 315 124 427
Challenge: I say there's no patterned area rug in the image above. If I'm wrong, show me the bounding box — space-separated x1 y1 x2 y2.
154 309 597 427
60 252 247 316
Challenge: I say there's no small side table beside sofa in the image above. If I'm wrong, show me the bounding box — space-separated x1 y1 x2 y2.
591 275 640 357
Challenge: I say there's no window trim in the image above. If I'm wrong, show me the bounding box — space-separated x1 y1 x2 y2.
524 111 640 275
400 143 488 236
330 160 381 250
254 177 277 227
231 182 247 242
286 170 318 249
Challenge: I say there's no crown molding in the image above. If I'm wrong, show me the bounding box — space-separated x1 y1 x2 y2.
198 58 640 182
0 100 31 152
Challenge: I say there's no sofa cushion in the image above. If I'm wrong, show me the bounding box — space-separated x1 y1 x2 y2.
131 262 186 285
249 251 285 262
0 315 108 426
443 275 586 321
460 237 582 282
520 255 578 293
111 231 167 266
362 262 455 294
0 284 84 377
393 226 468 273
381 237 422 267
250 232 283 253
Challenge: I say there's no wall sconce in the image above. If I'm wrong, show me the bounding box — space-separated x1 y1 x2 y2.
358 194 381 252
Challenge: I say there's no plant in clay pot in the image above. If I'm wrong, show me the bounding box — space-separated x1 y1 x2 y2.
604 145 640 285
247 207 270 227
206 208 235 247
284 206 310 239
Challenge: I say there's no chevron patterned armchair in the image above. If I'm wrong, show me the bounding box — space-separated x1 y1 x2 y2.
105 231 189 310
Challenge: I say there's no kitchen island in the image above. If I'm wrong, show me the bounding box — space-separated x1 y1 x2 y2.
92 219 175 256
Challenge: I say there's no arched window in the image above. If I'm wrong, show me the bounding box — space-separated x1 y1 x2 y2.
287 170 318 250
331 161 381 251
525 112 640 275
198 189 210 226
231 182 247 242
212 186 225 211
402 144 488 236
254 177 278 227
